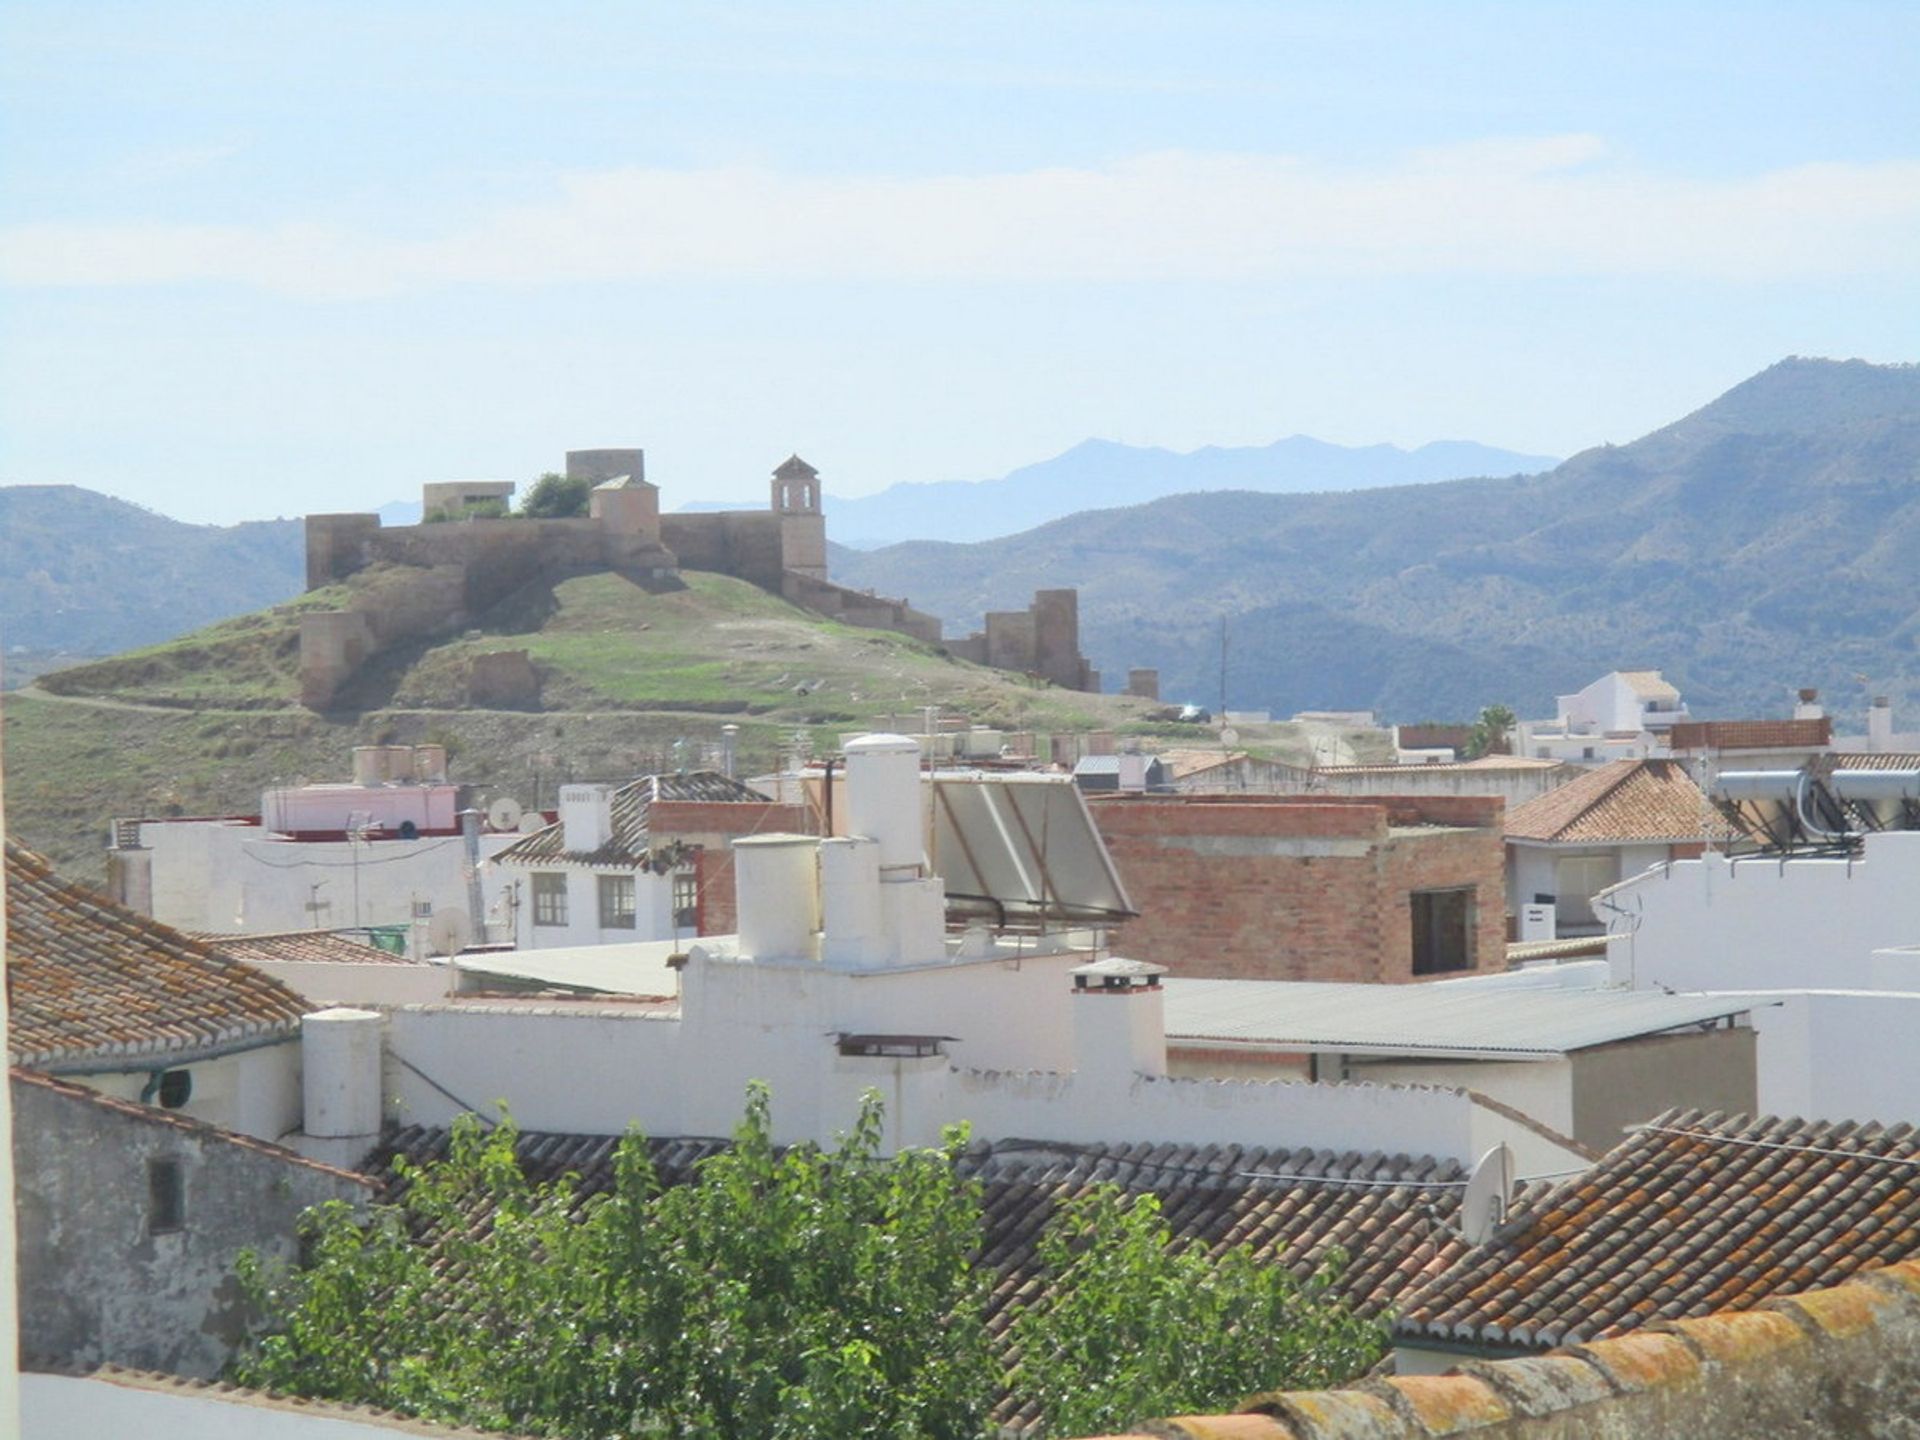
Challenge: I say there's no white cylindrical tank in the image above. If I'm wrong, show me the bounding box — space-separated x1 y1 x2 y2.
733 834 821 962
820 837 885 966
842 733 926 871
880 875 947 966
351 746 384 787
301 1007 384 1140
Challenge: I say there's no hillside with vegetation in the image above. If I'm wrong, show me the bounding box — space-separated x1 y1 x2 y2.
5 570 1177 880
833 358 1920 723
0 485 305 680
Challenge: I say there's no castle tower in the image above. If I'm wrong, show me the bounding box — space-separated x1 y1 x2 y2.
771 454 821 515
771 454 827 581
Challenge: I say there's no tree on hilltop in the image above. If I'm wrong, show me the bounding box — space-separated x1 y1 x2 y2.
519 471 593 519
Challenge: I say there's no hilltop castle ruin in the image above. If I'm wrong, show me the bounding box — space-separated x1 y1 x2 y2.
299 449 1098 709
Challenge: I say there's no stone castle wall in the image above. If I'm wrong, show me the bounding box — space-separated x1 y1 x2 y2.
299 453 1096 709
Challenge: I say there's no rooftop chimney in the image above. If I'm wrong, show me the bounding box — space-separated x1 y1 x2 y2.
1794 688 1824 721
1869 696 1894 752
558 784 613 855
1070 956 1169 1080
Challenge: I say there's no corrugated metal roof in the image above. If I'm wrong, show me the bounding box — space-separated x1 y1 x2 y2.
1162 977 1755 1058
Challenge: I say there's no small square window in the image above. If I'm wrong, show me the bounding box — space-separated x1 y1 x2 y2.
598 874 637 930
149 1158 186 1234
532 873 568 927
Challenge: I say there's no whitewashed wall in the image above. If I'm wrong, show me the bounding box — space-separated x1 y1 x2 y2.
1604 831 1920 993
71 1041 302 1143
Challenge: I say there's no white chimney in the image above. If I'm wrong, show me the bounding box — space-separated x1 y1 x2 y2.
1794 687 1824 721
1518 903 1556 943
1070 958 1169 1080
733 834 820 961
558 784 613 854
1869 697 1894 752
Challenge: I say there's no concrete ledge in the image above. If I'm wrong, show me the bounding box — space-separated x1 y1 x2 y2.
1080 1259 1920 1439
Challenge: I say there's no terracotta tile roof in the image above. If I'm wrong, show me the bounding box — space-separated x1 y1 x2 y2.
1394 1108 1920 1352
11 1067 374 1188
5 840 310 1072
1667 717 1832 751
1831 750 1920 771
1076 1259 1920 1439
1504 759 1736 844
493 770 771 867
196 929 425 966
370 1126 1550 1430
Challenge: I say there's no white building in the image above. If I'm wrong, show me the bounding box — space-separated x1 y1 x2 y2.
107 744 519 943
485 770 785 948
1162 962 1757 1152
1597 772 1920 1128
1517 669 1687 765
369 735 1591 1178
1505 758 1734 937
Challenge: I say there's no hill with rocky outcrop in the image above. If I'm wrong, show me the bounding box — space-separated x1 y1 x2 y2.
832 358 1920 722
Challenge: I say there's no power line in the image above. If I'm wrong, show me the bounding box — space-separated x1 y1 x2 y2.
1632 1122 1920 1170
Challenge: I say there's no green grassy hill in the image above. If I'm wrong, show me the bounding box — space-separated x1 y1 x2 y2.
5 570 1166 881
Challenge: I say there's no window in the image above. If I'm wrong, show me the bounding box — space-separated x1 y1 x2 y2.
1554 854 1619 930
672 871 699 932
148 1158 185 1234
532 872 568 927
155 1069 192 1109
598 874 637 930
1411 888 1475 976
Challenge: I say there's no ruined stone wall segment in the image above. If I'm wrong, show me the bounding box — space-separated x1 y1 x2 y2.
303 514 381 589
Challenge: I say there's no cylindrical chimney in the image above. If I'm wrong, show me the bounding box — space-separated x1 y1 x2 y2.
733 835 820 961
842 733 926 871
414 743 448 784
351 746 383 787
301 1008 384 1139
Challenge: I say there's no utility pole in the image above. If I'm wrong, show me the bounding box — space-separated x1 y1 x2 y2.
1218 616 1228 718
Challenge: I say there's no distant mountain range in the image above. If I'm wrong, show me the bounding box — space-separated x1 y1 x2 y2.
7 358 1916 727
681 435 1561 549
0 488 304 665
831 358 1920 724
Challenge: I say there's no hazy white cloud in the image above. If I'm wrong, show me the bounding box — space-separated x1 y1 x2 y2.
5 137 1917 298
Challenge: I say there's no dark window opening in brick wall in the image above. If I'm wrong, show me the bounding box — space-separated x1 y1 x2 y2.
1411 888 1474 975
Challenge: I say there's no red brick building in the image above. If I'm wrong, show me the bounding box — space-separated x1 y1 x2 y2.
1088 794 1507 983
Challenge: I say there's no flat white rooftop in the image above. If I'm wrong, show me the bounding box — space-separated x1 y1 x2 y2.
1163 977 1757 1060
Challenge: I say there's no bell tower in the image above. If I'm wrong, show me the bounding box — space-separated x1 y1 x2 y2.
770 454 827 580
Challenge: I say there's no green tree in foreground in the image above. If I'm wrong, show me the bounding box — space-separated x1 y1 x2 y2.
1463 703 1517 760
1010 1188 1386 1437
520 470 594 518
235 1091 1385 1438
234 1085 993 1440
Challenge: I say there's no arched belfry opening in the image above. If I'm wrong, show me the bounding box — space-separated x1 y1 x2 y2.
771 454 821 515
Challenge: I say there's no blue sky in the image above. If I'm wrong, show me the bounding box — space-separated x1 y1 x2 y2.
3 2 1916 524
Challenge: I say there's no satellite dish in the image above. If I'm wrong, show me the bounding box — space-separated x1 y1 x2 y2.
1459 1143 1516 1246
1220 728 1240 747
487 796 524 832
518 812 546 834
427 907 473 957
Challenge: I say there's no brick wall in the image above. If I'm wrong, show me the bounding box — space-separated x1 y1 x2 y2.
1090 797 1506 982
650 798 814 937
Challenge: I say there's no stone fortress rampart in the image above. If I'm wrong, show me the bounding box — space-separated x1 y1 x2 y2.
298 448 1098 709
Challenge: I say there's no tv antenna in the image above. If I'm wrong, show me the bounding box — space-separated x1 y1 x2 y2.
487 795 524 832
